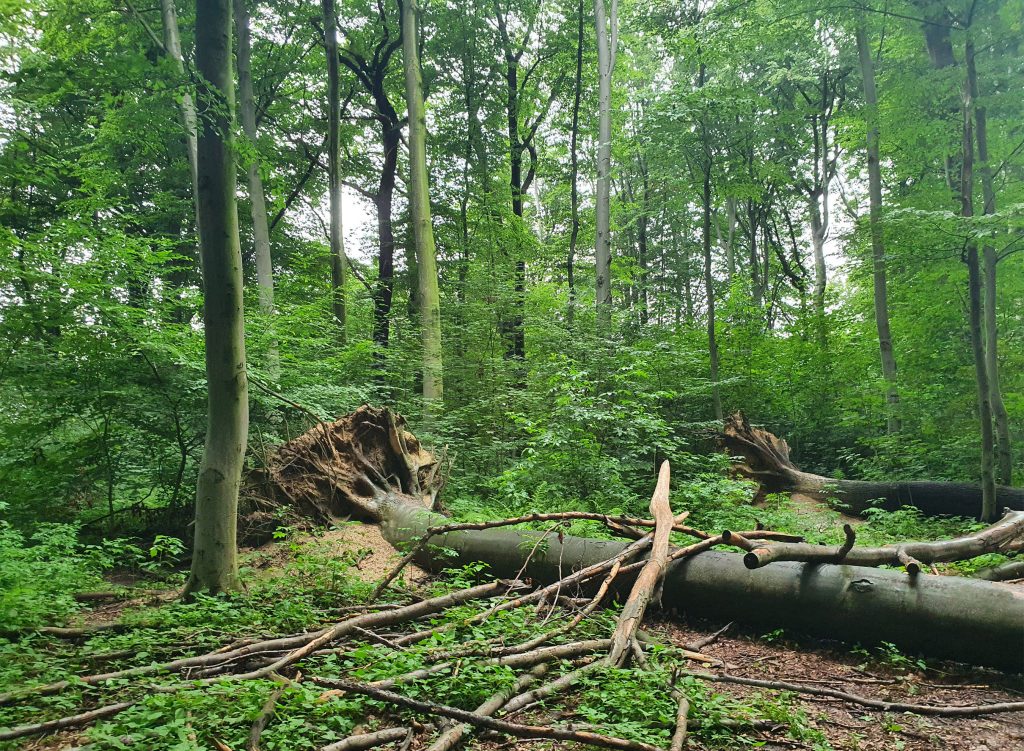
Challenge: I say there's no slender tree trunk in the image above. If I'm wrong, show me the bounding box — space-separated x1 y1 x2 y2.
856 23 899 434
703 168 721 421
722 196 736 280
187 0 247 595
567 0 584 321
967 44 1013 485
676 225 693 324
234 0 278 378
322 0 347 339
373 125 400 352
747 201 763 309
593 0 616 325
809 196 827 345
504 58 526 362
402 0 443 405
697 62 721 420
961 40 997 522
637 157 650 326
160 0 199 204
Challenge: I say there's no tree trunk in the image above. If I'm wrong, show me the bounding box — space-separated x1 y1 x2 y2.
702 163 721 422
567 0 584 321
234 0 278 378
402 0 443 405
322 0 347 339
636 157 650 326
250 408 1024 672
721 196 736 280
187 0 247 595
968 43 1013 485
961 40 997 522
720 413 1023 518
808 196 827 345
159 0 199 206
378 503 1024 672
593 0 616 326
503 57 526 362
698 64 721 421
856 22 899 434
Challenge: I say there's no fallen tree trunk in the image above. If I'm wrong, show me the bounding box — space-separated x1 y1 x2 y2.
252 407 1024 672
379 502 1024 672
720 412 1024 517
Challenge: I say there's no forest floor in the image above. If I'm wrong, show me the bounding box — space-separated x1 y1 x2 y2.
6 515 1024 751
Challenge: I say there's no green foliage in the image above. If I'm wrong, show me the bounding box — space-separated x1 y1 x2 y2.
0 507 120 629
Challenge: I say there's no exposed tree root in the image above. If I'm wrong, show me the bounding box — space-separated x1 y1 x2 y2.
720 411 1024 517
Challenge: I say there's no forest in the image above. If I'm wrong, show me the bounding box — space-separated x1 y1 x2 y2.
1 0 1023 749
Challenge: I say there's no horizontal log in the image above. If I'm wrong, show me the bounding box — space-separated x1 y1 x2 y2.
743 509 1024 571
380 503 1024 672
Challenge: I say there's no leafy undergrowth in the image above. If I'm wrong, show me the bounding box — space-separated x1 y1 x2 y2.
1 490 1018 751
1 530 835 751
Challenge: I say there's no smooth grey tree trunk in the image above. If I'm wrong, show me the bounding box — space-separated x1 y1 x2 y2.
567 0 584 321
187 0 248 595
968 45 1013 485
234 0 278 378
856 23 899 434
159 0 199 206
322 0 347 340
962 40 997 522
378 502 1024 672
719 197 736 280
593 0 616 325
402 0 443 405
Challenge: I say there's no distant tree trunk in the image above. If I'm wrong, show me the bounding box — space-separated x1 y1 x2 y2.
567 0 584 321
402 0 443 405
159 0 199 205
721 196 736 280
636 156 650 326
373 124 400 352
856 23 899 434
187 0 247 595
961 39 996 522
702 168 721 421
593 0 617 326
968 44 1013 485
809 175 828 346
157 0 201 318
234 0 278 378
746 199 763 309
698 64 721 421
322 0 347 339
502 45 526 362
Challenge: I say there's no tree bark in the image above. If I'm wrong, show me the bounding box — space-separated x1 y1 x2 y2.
402 0 443 405
322 0 347 339
234 0 278 378
187 0 247 595
593 0 616 326
567 0 584 321
962 39 997 522
856 22 899 434
377 502 1024 672
159 0 199 206
698 64 722 421
968 42 1012 485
